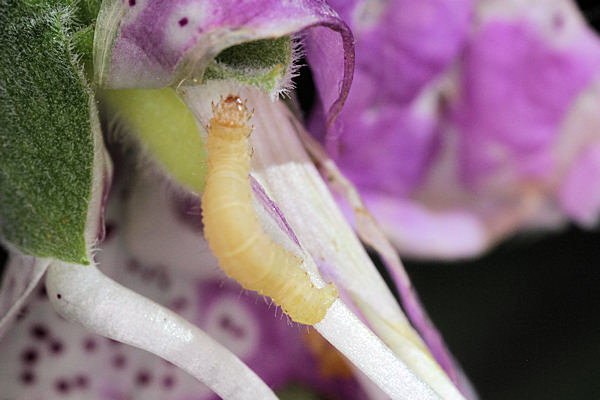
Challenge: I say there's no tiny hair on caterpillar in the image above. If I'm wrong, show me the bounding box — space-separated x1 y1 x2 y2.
201 94 338 325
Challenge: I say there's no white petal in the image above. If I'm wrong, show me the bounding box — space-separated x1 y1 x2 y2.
45 261 277 400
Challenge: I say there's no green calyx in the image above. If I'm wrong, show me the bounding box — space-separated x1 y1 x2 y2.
0 0 101 264
204 36 295 95
101 88 208 194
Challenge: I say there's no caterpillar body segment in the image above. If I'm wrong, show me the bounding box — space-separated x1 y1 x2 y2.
202 95 338 325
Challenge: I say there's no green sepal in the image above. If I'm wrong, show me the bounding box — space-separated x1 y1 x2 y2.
73 0 101 27
101 88 208 194
72 24 95 77
0 0 98 264
204 36 294 95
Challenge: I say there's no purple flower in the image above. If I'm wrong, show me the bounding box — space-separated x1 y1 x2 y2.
0 0 469 398
322 0 600 259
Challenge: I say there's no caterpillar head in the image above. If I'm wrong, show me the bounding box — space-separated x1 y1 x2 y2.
208 95 253 140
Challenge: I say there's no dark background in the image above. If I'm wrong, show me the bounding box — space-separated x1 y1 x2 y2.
2 2 600 399
405 228 600 399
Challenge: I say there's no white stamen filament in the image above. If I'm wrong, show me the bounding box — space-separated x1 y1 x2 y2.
45 262 277 400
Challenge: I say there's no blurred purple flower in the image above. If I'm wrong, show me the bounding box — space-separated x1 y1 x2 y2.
321 0 600 259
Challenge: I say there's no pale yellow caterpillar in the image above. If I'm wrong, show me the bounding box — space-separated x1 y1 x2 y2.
201 95 338 325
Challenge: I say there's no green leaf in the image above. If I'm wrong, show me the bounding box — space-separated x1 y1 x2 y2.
101 88 208 193
204 36 294 95
0 0 97 264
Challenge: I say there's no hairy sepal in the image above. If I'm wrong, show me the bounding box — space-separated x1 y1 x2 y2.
0 0 105 264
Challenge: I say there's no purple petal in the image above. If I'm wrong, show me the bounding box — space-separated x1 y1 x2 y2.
329 0 472 102
333 77 442 197
453 7 600 189
98 0 353 129
303 22 354 129
321 0 600 259
312 0 472 190
0 270 221 400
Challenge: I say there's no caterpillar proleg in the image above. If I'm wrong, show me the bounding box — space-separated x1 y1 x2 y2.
202 95 338 325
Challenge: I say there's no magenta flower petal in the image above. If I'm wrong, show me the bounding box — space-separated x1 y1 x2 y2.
318 0 472 197
454 11 600 189
329 0 472 102
97 0 353 129
334 73 441 197
320 0 600 259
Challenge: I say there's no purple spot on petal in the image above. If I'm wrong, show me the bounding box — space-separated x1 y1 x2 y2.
178 17 189 27
30 324 49 341
55 378 70 393
21 348 39 364
20 370 35 385
74 374 89 388
49 340 64 355
56 293 62 299
128 0 136 6
162 375 176 389
112 354 127 369
135 370 152 386
219 315 245 339
553 13 564 30
16 306 28 321
83 337 98 353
